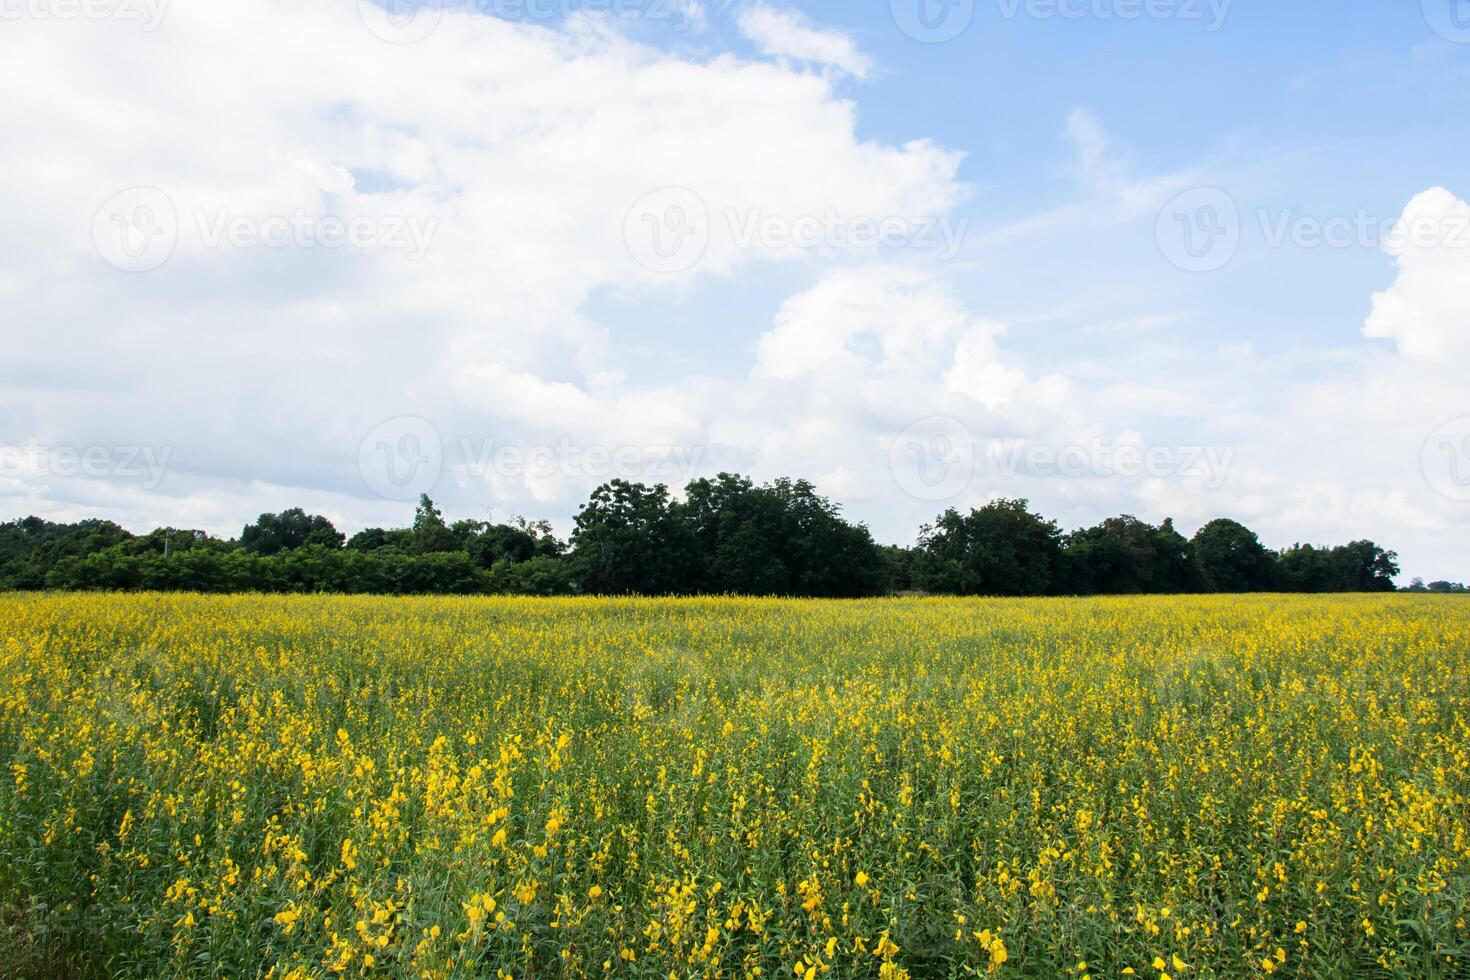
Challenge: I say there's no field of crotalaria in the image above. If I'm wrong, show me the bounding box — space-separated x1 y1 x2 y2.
1 594 1468 978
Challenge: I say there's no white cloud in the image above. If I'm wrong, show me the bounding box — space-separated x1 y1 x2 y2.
0 0 957 535
1059 109 1196 217
2 6 1466 584
1134 188 1470 576
737 268 1082 523
755 269 971 380
1065 109 1130 194
944 324 1029 412
1363 186 1470 359
943 148 1470 579
737 5 872 78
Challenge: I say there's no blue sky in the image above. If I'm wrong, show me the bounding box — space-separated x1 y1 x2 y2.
1 0 1468 580
588 0 1470 373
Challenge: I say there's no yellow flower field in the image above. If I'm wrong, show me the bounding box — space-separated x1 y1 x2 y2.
1 593 1467 978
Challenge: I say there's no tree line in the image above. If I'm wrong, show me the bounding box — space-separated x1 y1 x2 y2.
0 475 1410 597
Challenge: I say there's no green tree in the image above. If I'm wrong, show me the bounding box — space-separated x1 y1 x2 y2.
1192 518 1275 592
882 545 917 594
1064 515 1202 594
456 517 564 569
1151 518 1203 593
488 556 575 596
681 474 790 594
240 508 344 555
678 474 887 597
1276 543 1337 592
1330 540 1399 592
768 477 888 598
569 480 695 595
346 527 390 551
1277 541 1399 592
409 495 459 555
0 517 134 589
912 499 1063 596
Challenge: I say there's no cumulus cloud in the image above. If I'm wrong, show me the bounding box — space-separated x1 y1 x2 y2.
1363 186 1470 359
1151 188 1470 575
756 270 971 380
0 0 958 535
2 3 1466 583
736 268 1085 529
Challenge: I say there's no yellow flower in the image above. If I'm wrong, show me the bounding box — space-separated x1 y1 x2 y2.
5 593 1463 976
273 904 300 934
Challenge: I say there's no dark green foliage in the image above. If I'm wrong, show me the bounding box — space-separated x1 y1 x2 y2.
409 494 459 555
763 478 889 598
911 500 1064 596
240 508 344 555
44 544 487 595
882 546 917 593
675 474 888 597
568 480 698 595
1275 543 1337 593
682 474 787 594
346 527 397 551
1277 541 1399 593
456 517 563 569
1331 540 1400 592
487 556 576 596
1062 515 1204 595
0 483 1417 598
0 517 134 589
1193 518 1276 592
